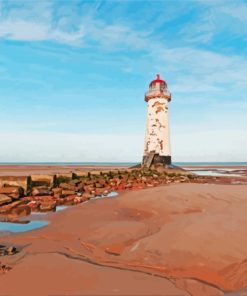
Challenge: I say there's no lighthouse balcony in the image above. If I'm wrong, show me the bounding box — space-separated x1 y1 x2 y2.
145 89 171 102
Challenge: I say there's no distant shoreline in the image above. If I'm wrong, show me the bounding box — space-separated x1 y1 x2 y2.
0 163 246 177
0 164 131 177
0 161 246 166
0 162 136 166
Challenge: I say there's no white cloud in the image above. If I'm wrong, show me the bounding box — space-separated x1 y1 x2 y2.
0 2 246 100
176 0 247 47
84 20 150 50
151 45 247 98
0 19 85 44
0 20 48 41
220 3 247 22
0 2 148 47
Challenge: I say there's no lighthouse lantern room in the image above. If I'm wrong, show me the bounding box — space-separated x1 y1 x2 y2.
142 74 172 167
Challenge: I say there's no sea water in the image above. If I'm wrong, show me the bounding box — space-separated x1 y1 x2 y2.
186 170 242 177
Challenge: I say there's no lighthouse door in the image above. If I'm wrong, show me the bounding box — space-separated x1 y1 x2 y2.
143 151 155 168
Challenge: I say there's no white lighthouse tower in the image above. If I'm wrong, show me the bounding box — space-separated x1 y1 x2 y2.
142 74 172 167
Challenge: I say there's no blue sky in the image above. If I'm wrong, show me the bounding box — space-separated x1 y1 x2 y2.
0 0 246 162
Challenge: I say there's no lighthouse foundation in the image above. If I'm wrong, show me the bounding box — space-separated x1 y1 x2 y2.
142 153 171 167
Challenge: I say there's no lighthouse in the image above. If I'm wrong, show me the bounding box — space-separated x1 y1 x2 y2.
142 74 172 167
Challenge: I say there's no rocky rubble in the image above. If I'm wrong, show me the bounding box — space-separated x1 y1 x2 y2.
0 263 11 273
0 245 17 256
0 244 17 270
0 168 200 219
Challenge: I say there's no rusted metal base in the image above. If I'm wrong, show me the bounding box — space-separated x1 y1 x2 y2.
142 154 171 167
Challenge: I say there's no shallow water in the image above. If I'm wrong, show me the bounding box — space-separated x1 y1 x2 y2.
94 191 119 199
0 220 48 233
185 168 243 177
193 171 241 177
55 205 68 212
106 191 119 198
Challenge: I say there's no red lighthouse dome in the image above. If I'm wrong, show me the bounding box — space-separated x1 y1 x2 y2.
149 74 167 87
145 74 171 102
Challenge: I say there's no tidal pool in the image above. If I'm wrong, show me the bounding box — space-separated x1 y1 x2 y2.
94 191 119 199
0 220 48 233
56 205 68 211
106 191 119 198
0 192 119 234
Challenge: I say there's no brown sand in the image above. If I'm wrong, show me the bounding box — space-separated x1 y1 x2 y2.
1 164 246 176
0 164 130 176
1 183 247 295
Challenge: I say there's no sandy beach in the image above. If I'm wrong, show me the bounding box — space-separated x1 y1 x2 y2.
0 164 131 176
1 164 246 177
1 179 247 295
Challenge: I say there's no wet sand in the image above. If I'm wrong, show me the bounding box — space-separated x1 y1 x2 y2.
183 165 247 169
1 183 247 295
